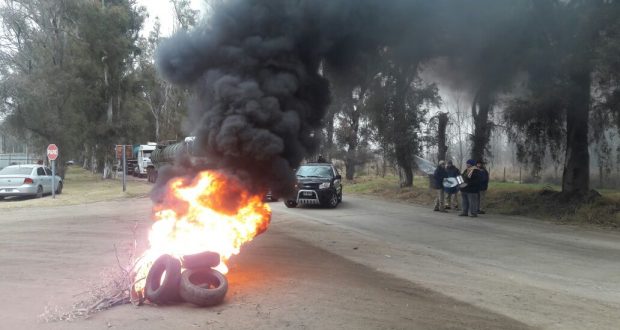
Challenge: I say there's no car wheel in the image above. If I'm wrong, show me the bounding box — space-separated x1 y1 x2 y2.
36 186 43 198
325 192 338 208
55 182 63 194
284 200 297 208
179 268 228 307
145 254 182 304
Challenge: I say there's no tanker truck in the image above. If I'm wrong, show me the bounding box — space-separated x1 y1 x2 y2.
147 137 201 183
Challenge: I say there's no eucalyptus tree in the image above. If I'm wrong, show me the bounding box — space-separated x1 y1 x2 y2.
504 0 620 196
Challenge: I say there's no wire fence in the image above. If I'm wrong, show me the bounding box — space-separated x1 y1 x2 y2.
0 153 43 170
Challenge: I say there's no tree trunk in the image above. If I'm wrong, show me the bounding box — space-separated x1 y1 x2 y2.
562 71 590 196
103 159 112 179
106 96 113 124
395 143 413 186
154 114 160 143
91 145 97 174
324 102 337 160
82 144 89 169
471 89 492 162
344 98 360 180
401 164 413 187
437 112 449 162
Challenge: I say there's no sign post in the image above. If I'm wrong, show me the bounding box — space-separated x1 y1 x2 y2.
47 144 58 199
116 145 131 192
122 145 127 192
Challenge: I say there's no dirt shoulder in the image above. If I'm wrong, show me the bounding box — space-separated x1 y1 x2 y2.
345 175 620 227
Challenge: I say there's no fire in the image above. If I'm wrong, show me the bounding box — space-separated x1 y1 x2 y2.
133 170 271 293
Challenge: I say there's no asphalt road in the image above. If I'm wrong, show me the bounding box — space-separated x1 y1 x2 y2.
274 195 620 329
0 195 618 329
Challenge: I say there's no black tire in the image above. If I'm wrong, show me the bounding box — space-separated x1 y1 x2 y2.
324 192 338 208
285 200 297 208
179 268 228 307
145 254 182 304
36 186 43 198
55 181 63 194
182 251 220 270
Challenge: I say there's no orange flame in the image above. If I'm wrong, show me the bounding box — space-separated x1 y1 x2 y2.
133 170 271 293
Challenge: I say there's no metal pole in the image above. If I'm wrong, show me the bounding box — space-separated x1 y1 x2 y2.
122 145 127 192
52 160 56 199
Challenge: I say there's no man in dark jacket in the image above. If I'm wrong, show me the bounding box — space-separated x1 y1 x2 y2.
444 160 460 210
459 159 481 217
433 160 448 212
477 160 489 214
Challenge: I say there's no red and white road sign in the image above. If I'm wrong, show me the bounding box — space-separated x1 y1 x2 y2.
47 144 59 161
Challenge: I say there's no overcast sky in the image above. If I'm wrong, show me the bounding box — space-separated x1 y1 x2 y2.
137 0 204 37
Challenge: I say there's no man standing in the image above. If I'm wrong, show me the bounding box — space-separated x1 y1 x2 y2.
459 159 481 217
477 160 489 214
433 160 448 212
444 160 460 210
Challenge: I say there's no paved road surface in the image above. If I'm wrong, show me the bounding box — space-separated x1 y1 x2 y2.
0 195 618 329
274 195 620 329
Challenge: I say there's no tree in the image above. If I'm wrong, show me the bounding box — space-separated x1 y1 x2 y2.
365 49 440 187
0 0 88 175
504 0 616 196
137 1 198 144
78 0 146 177
422 111 450 163
0 0 147 177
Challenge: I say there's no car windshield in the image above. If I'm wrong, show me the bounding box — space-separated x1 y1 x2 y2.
0 167 33 175
297 165 332 178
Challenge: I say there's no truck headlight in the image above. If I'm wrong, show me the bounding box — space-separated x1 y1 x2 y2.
319 182 331 189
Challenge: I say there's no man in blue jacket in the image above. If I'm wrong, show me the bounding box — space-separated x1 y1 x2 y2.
459 159 481 217
433 160 448 212
477 160 489 214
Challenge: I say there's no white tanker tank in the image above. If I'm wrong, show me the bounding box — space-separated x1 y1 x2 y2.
147 137 205 183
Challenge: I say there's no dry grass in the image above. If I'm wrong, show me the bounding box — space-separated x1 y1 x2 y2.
0 167 152 209
345 174 620 228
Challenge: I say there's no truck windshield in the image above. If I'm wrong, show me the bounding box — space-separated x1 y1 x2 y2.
143 151 153 159
297 166 332 178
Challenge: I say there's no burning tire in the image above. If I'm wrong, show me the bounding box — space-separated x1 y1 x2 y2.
145 254 182 304
181 251 220 270
179 268 228 307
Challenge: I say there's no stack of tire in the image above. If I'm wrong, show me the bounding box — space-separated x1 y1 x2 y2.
144 251 228 307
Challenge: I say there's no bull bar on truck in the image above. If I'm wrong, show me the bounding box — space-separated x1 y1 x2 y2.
296 189 321 205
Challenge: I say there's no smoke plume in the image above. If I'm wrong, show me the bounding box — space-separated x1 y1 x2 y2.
152 0 521 198
154 0 396 197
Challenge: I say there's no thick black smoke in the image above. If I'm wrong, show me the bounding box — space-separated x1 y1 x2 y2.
153 0 397 198
151 0 514 199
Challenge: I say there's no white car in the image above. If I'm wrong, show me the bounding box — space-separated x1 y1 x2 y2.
0 164 63 199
